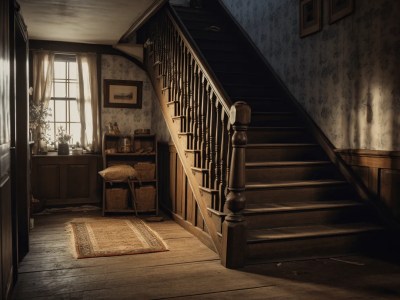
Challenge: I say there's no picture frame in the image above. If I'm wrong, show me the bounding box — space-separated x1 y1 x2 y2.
299 0 322 38
329 0 354 24
103 79 143 109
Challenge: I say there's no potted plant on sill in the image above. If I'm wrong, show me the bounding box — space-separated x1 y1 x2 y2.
56 127 72 155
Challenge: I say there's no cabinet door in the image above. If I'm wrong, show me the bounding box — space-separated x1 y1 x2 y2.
65 164 90 199
37 165 60 199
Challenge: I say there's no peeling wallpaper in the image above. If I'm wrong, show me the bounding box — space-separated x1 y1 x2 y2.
101 54 170 142
221 0 400 151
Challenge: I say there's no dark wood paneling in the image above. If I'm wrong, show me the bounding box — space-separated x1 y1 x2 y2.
1 0 14 297
337 149 400 221
31 155 100 206
158 144 210 242
36 165 60 199
380 170 400 219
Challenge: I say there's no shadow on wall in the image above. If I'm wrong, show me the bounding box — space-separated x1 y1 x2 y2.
221 0 400 151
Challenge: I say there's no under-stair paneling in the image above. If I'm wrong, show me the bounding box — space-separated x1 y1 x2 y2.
158 143 212 249
337 149 400 220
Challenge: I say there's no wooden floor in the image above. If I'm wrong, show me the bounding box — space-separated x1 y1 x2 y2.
12 210 400 299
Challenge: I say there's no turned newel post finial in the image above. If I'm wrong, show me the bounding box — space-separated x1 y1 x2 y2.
222 101 251 268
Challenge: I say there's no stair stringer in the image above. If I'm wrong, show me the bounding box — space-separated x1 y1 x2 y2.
146 64 222 255
210 0 399 231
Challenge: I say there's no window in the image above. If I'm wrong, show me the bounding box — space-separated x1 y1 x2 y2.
46 54 80 145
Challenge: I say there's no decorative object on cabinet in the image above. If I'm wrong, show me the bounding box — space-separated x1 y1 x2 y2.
299 0 322 38
329 0 354 24
103 79 143 109
102 132 158 215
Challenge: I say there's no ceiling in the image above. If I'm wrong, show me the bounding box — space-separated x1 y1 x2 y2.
18 0 160 45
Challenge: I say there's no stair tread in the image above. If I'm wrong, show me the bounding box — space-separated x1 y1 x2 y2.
247 222 383 242
252 112 296 116
248 126 305 130
244 200 363 214
246 179 347 189
247 143 318 148
246 160 330 167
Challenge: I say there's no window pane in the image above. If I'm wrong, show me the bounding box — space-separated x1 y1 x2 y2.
54 82 66 97
69 123 81 145
45 100 55 122
54 61 66 79
46 123 55 145
55 100 67 122
69 62 77 80
69 100 80 122
69 82 78 98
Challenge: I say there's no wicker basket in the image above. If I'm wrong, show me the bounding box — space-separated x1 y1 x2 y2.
135 186 156 211
134 162 155 180
106 188 128 210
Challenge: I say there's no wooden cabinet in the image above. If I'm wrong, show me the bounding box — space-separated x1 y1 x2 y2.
102 134 158 215
31 155 100 206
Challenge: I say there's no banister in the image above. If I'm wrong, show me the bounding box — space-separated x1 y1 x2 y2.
165 5 232 114
142 5 250 266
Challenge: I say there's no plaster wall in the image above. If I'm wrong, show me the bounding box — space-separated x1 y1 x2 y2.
221 0 400 151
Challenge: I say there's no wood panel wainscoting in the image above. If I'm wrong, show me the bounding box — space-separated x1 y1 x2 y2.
336 149 400 220
158 143 215 251
31 154 102 207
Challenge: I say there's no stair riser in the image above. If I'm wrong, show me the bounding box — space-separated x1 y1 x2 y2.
251 114 301 127
246 164 340 182
246 100 294 112
191 30 235 42
178 134 193 150
247 231 381 261
227 87 283 98
247 129 311 143
246 146 327 162
245 206 372 229
167 102 179 117
210 62 265 74
221 77 275 88
246 184 355 204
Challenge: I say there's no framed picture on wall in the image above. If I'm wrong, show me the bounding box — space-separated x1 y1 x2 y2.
103 79 142 109
299 0 322 38
329 0 354 24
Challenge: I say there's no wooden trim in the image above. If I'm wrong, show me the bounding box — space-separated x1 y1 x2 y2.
29 40 145 70
336 149 400 169
119 0 168 43
171 213 216 252
166 5 232 112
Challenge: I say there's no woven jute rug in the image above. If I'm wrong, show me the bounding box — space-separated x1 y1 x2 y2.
69 217 168 259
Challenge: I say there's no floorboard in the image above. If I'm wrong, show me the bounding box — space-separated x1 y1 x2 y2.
11 211 400 299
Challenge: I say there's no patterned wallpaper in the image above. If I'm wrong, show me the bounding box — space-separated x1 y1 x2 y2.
221 0 400 151
101 54 170 142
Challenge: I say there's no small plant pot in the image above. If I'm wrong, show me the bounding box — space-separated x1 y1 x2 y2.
58 143 69 155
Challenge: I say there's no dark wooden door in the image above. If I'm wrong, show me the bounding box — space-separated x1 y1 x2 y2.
1 0 14 298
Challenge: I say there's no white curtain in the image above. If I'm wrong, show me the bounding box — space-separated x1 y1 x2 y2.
32 51 54 141
77 53 100 152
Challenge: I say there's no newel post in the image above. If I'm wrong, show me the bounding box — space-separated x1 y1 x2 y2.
221 101 251 268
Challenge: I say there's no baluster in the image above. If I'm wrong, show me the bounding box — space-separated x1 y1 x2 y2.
214 101 222 210
222 101 251 268
192 63 199 153
204 82 211 187
208 92 216 191
219 109 228 210
200 77 207 171
195 69 201 152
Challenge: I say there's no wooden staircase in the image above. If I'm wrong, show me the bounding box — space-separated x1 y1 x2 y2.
140 2 385 267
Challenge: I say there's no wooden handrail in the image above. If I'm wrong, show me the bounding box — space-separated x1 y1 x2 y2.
142 5 250 265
